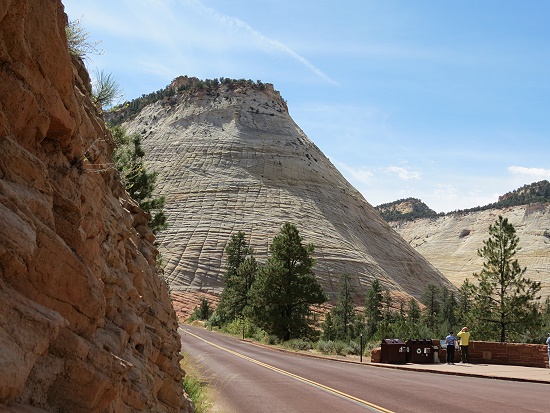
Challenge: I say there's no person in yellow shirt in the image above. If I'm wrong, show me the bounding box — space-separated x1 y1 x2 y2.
457 326 470 363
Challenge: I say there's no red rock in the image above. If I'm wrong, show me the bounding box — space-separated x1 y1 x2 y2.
0 1 191 411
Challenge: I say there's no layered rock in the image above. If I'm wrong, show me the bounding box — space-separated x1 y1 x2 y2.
121 77 454 301
0 1 189 412
390 204 550 300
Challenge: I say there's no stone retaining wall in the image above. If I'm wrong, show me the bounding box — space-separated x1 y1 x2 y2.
455 341 549 368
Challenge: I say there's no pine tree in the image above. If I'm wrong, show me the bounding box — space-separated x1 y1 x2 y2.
223 232 253 284
190 297 213 321
331 274 356 340
217 232 256 322
456 279 475 327
407 297 421 324
382 289 393 322
247 223 326 341
364 278 383 339
472 215 542 342
321 312 335 341
421 284 440 332
438 287 457 334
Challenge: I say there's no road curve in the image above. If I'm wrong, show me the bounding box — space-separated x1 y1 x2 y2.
180 325 549 413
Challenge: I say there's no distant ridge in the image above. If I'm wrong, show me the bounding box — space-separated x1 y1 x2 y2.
376 180 550 222
382 182 550 301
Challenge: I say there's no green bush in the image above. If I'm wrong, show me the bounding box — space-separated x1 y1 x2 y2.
264 335 280 345
333 340 351 356
316 340 335 354
347 340 361 355
92 70 121 108
207 312 222 328
283 338 313 351
221 319 267 341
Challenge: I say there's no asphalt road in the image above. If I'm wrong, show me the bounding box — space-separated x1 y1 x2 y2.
180 325 549 413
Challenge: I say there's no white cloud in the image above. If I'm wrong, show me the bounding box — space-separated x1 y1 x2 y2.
508 166 550 179
385 166 421 180
64 0 336 85
334 161 374 184
192 1 336 84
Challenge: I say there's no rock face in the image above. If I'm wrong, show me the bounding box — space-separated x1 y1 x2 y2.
0 2 189 412
390 204 550 301
121 77 453 301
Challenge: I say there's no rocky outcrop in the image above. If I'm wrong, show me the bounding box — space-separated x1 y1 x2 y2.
391 204 550 301
121 78 454 302
0 1 189 412
376 198 439 222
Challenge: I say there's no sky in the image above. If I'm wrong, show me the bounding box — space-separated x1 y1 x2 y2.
63 0 550 213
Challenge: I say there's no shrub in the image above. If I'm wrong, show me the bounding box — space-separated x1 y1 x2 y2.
92 70 122 108
222 319 266 341
316 340 335 354
283 338 313 351
333 340 351 356
347 340 361 355
66 17 102 58
264 335 280 345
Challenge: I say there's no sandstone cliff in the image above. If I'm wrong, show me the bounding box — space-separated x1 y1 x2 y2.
0 2 189 412
390 204 550 301
120 77 454 302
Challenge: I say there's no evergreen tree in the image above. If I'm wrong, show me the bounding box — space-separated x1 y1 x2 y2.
321 312 335 341
382 289 393 322
331 274 356 340
198 297 212 320
217 232 256 322
247 223 326 341
364 278 383 339
456 279 475 327
407 297 421 324
110 126 167 234
439 287 457 333
421 284 440 332
190 297 213 321
472 215 542 342
223 232 253 283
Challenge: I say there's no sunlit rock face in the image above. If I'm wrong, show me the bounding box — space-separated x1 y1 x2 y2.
390 204 550 301
123 77 453 301
0 1 190 412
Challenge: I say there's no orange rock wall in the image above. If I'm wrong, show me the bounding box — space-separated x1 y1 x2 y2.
0 1 190 412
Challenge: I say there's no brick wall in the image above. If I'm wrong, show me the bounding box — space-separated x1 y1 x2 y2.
465 341 549 368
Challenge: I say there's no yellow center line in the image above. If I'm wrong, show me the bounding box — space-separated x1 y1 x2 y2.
182 328 396 413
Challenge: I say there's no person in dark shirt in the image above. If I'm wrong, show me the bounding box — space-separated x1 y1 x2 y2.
445 331 458 365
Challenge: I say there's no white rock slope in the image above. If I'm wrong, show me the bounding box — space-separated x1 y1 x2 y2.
123 78 453 300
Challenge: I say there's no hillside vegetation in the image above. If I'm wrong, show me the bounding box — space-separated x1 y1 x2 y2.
375 198 440 222
106 76 273 126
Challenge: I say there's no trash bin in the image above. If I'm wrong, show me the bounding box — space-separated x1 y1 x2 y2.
380 338 407 364
406 339 434 364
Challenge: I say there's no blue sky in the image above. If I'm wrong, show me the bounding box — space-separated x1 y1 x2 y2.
63 0 550 213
